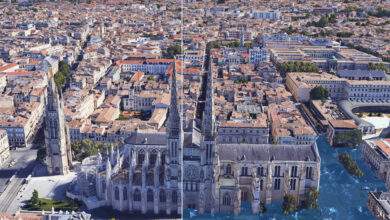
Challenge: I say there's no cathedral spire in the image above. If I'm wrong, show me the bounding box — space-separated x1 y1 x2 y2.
202 61 215 141
168 62 182 139
110 145 114 163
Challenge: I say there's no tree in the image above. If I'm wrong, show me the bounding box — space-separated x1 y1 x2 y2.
308 13 337 27
54 61 71 90
338 153 364 177
226 41 240 48
310 86 329 100
244 42 253 48
278 61 319 74
207 41 221 50
249 113 257 119
336 31 353 38
328 13 337 23
284 25 296 35
162 44 182 58
306 188 319 209
282 194 298 214
317 16 328 27
36 148 46 163
71 140 109 161
333 129 363 147
30 190 41 209
368 63 389 73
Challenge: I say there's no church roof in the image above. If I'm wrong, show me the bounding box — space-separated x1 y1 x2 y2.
217 144 319 162
124 132 167 146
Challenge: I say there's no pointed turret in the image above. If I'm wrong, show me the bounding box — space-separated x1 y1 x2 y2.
110 145 114 163
106 157 111 179
97 150 102 165
116 147 120 165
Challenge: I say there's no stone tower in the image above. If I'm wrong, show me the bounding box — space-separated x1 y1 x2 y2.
44 77 72 175
167 62 183 214
199 60 217 214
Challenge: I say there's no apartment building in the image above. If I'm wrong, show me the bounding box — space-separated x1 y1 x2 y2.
362 139 390 182
249 47 269 64
252 10 281 21
217 120 269 144
367 191 390 220
117 59 177 76
286 72 390 103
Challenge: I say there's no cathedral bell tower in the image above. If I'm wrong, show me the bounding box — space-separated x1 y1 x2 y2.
166 62 183 214
199 59 217 214
44 77 72 175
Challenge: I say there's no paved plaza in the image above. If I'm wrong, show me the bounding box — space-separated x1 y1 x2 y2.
6 172 76 213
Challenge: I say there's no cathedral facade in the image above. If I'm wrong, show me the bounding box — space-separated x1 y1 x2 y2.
70 64 321 215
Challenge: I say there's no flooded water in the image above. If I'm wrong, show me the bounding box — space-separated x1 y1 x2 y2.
184 136 387 220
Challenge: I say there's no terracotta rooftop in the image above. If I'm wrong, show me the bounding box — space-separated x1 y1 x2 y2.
376 139 390 157
329 119 357 129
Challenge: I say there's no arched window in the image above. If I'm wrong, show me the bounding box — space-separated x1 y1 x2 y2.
274 165 281 177
161 153 166 165
149 153 157 166
241 167 248 176
133 189 141 202
257 166 264 176
146 172 154 186
147 189 154 202
123 187 127 200
223 193 231 206
133 173 142 186
159 168 165 185
226 164 231 175
159 189 166 202
172 190 178 203
137 152 145 165
102 181 106 193
114 187 119 201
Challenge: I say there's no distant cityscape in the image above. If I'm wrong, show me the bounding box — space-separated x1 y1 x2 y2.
0 0 389 220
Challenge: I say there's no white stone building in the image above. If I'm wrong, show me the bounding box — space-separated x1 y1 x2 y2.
0 129 10 166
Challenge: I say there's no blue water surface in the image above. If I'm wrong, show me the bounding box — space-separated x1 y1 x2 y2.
184 136 387 220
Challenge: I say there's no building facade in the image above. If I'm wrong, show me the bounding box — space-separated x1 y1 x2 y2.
0 129 10 166
362 139 390 181
367 191 390 220
286 72 390 103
